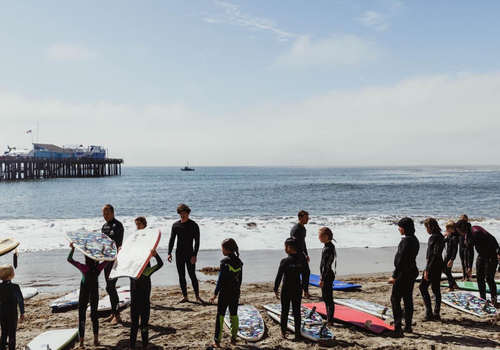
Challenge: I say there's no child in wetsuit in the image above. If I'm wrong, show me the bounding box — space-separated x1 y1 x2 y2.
274 237 305 340
68 243 109 348
208 238 243 348
0 264 25 350
318 227 337 326
130 216 164 349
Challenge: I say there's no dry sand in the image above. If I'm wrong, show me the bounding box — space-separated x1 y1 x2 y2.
17 273 500 350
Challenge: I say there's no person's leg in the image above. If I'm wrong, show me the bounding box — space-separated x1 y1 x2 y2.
419 278 433 320
430 273 442 320
322 273 335 324
280 294 291 337
390 277 404 334
6 317 18 350
140 281 152 348
228 294 239 343
130 286 139 349
90 283 100 345
175 254 188 298
78 286 90 345
485 260 498 304
476 256 486 300
185 259 200 298
104 263 120 320
214 295 229 346
301 260 311 296
0 318 9 348
291 293 302 339
402 274 416 331
467 248 475 280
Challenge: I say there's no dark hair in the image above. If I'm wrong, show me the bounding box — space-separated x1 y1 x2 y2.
456 219 471 233
298 210 309 218
135 216 147 228
318 227 333 240
460 214 469 222
284 237 297 250
177 203 191 214
222 238 239 257
398 217 415 236
424 218 442 234
102 204 114 213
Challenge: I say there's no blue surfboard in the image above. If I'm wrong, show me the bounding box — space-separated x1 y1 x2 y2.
309 274 362 291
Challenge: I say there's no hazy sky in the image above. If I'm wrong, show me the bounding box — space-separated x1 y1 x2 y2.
1 1 499 166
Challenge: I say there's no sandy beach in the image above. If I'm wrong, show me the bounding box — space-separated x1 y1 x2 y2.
16 270 500 350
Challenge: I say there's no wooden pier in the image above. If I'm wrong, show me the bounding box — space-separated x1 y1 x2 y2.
0 157 123 181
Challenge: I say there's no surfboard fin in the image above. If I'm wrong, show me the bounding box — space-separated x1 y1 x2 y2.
381 307 388 316
309 306 317 319
364 320 372 329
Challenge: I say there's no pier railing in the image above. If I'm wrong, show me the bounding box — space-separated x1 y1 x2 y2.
0 157 123 181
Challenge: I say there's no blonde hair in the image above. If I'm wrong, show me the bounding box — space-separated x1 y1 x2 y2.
0 264 14 280
445 221 456 231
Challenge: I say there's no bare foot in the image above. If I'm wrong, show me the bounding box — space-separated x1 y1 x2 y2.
280 333 287 339
230 338 237 345
327 321 334 326
303 292 312 298
109 315 121 325
179 296 189 303
79 338 85 349
196 296 205 305
212 342 220 348
104 314 114 322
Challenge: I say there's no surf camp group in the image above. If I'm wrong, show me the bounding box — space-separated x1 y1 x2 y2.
2 206 500 349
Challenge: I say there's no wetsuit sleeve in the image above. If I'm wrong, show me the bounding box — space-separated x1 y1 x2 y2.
238 262 243 288
320 246 336 280
143 254 164 277
97 260 110 273
193 222 200 257
304 239 308 257
392 239 408 278
425 235 441 271
168 225 177 255
465 233 474 269
214 261 228 296
14 284 25 314
274 259 286 292
114 221 124 248
67 249 86 273
450 236 459 261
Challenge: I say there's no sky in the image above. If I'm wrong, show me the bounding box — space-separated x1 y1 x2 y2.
1 0 500 166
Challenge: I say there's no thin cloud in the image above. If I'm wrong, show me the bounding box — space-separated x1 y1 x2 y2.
47 44 98 62
203 0 296 42
357 0 404 31
273 34 380 70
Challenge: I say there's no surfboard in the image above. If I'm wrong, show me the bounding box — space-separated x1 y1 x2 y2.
416 272 472 282
442 281 500 293
0 238 20 257
109 228 161 280
304 302 394 334
65 230 117 261
224 305 265 341
264 304 333 341
309 274 361 291
441 292 498 317
49 289 80 310
26 328 78 350
21 287 38 300
90 286 131 312
335 298 394 319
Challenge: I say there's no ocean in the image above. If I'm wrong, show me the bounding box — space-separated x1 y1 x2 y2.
1 166 500 253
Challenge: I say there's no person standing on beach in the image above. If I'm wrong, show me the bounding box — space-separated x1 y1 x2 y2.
419 218 445 321
318 227 336 326
388 218 419 337
443 221 460 291
274 238 305 340
290 210 311 298
458 214 474 280
0 264 25 350
168 204 204 303
456 220 500 305
101 204 124 325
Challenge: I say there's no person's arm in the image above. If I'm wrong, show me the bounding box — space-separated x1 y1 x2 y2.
425 235 441 271
465 234 474 270
274 259 285 297
67 248 85 272
211 261 227 301
14 284 25 316
392 240 407 278
193 222 200 257
450 236 459 261
143 252 164 277
114 222 124 248
168 225 176 256
238 262 243 289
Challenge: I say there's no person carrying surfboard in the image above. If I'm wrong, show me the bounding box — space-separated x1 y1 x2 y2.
419 218 445 321
318 227 337 327
388 217 419 337
208 238 243 348
129 216 164 350
456 220 500 306
68 243 109 348
101 204 125 325
0 264 25 350
290 210 311 298
274 237 305 340
167 204 204 304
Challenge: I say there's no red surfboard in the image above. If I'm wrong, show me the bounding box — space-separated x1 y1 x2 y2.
303 302 394 334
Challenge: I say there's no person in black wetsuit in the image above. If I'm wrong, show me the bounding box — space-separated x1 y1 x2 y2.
290 210 311 298
101 204 124 325
208 238 243 349
388 217 419 337
419 218 445 321
130 216 164 350
274 238 305 340
443 221 460 291
0 264 25 350
458 214 474 281
456 220 500 306
318 227 337 326
68 243 109 347
167 204 203 303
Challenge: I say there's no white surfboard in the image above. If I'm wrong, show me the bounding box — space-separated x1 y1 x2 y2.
26 328 78 350
49 289 80 310
0 238 19 257
89 286 131 312
21 287 38 300
109 228 161 280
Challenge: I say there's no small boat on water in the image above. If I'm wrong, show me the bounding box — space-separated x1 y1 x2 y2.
181 162 195 171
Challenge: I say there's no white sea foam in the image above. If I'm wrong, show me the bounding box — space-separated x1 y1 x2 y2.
3 215 500 253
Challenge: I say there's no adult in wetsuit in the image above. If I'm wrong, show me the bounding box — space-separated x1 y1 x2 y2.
0 265 25 350
68 244 108 347
318 227 337 325
389 217 419 337
443 221 460 290
459 234 474 280
274 238 305 340
209 238 243 348
290 210 311 298
419 218 445 321
456 220 500 305
168 204 203 303
101 204 124 324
